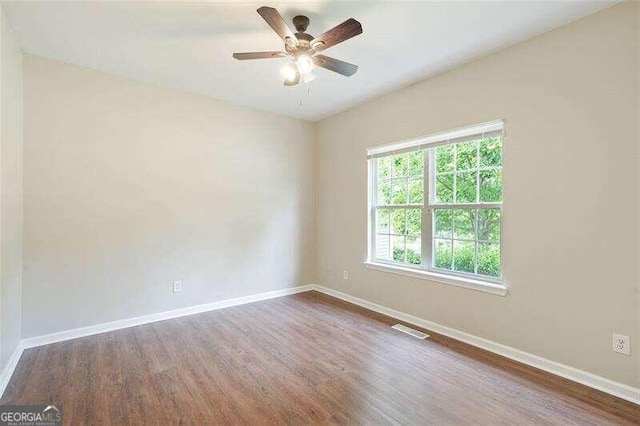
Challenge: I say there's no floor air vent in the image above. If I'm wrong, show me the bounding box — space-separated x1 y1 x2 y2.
392 324 430 339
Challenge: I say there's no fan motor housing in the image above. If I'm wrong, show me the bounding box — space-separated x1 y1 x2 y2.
285 32 313 56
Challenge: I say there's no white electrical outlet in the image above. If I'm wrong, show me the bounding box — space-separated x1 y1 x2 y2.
343 270 349 280
173 280 183 293
612 334 630 355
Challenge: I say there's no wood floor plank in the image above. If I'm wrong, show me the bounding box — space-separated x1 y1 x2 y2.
1 291 638 425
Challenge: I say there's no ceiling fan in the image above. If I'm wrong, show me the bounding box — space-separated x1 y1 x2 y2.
233 6 362 86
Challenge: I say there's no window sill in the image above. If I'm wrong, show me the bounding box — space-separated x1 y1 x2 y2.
363 261 508 297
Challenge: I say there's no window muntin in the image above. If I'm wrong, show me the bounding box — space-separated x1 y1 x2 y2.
369 128 503 283
433 137 502 205
373 150 424 266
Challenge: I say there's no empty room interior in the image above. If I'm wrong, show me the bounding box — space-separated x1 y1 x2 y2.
0 0 639 424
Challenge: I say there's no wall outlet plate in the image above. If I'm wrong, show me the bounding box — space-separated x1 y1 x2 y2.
343 270 349 280
612 334 630 355
173 281 182 293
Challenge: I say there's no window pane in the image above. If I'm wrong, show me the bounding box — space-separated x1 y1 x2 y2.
479 169 502 202
376 208 390 233
455 171 477 203
408 178 423 204
378 156 392 180
477 209 500 242
377 180 392 205
434 209 452 238
453 240 475 273
406 208 421 236
392 235 406 262
376 234 391 260
392 179 408 204
391 209 406 235
407 150 424 177
392 154 408 178
435 173 453 203
436 145 454 173
456 141 477 171
477 242 500 277
406 236 421 265
480 137 502 168
373 133 502 282
453 209 476 240
434 239 452 270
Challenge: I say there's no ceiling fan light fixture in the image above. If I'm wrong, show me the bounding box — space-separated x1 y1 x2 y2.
284 36 296 47
280 61 299 82
296 54 314 75
311 41 325 50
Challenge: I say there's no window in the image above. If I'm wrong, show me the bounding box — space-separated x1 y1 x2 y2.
367 121 504 288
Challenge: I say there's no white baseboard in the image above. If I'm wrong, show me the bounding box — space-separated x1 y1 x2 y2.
7 283 639 407
311 285 640 406
2 284 313 399
0 342 25 399
21 285 315 349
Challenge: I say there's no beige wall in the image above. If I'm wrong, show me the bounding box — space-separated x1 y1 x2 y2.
0 9 24 370
317 2 638 387
637 0 640 389
23 55 316 337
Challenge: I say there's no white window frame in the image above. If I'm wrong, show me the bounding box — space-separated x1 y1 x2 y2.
365 120 507 296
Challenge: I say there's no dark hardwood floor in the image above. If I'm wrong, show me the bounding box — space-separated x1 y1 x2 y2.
2 291 639 424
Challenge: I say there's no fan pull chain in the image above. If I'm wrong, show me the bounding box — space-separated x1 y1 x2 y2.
298 81 313 107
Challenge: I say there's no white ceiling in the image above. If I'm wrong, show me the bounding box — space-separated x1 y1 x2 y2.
3 1 615 121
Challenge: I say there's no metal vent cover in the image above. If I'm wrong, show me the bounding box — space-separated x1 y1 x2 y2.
392 324 430 339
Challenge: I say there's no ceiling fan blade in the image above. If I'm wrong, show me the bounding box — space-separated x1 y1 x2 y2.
314 55 358 76
311 18 362 52
233 51 287 60
257 6 297 45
